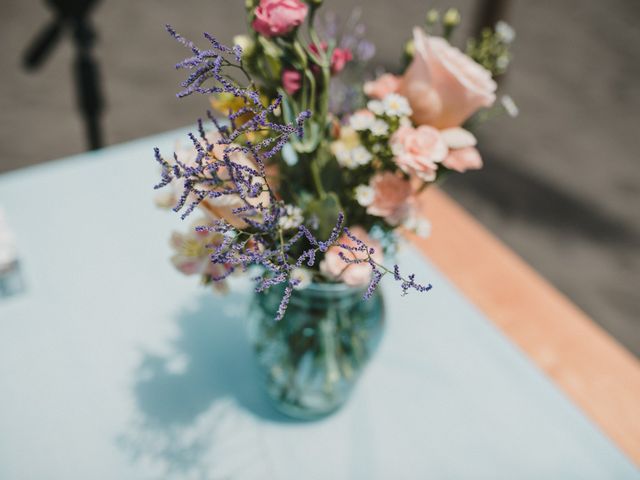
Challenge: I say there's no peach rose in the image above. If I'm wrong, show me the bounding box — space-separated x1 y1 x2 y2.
367 172 413 226
320 227 383 287
390 125 448 181
442 147 483 173
398 28 496 128
252 0 308 38
364 73 401 99
439 127 483 173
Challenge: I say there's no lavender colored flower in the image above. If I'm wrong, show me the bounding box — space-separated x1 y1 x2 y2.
154 28 432 321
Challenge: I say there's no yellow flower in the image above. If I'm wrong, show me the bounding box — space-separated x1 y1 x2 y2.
209 92 271 143
210 93 252 124
334 126 360 149
330 126 372 169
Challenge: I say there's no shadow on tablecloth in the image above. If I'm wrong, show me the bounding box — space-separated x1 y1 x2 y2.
117 291 294 478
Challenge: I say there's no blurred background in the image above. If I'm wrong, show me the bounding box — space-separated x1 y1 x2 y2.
1 0 638 355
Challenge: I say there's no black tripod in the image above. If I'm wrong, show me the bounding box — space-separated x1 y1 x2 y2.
23 0 104 150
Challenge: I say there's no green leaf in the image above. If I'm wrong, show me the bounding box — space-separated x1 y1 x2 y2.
280 91 321 153
305 192 343 240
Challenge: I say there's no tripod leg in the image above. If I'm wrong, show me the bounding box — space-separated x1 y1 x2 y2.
23 18 64 70
73 21 104 150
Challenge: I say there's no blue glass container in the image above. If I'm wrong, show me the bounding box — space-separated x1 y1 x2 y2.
249 282 385 419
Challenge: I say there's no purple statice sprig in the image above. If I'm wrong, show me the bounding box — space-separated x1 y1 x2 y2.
155 28 432 321
205 213 431 321
155 29 310 220
166 25 251 99
196 213 346 321
336 227 433 300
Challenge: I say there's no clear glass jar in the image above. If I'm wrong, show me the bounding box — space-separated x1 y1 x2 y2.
249 281 385 420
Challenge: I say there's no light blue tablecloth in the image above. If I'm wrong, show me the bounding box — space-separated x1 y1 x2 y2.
0 130 638 479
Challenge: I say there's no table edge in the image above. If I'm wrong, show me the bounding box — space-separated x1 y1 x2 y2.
409 187 640 467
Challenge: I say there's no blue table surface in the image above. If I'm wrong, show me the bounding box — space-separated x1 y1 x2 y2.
1 130 638 480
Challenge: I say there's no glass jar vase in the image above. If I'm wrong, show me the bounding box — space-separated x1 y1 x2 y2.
249 281 385 420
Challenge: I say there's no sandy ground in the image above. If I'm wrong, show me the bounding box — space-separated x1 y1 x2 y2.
1 0 639 355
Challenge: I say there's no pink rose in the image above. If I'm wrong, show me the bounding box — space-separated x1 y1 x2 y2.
367 172 413 226
282 68 302 95
320 227 383 287
309 43 353 75
252 0 308 38
330 47 353 74
363 73 401 99
390 125 448 181
399 28 497 128
442 147 483 173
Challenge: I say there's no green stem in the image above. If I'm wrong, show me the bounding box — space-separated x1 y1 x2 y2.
304 20 331 129
311 157 326 198
279 227 286 259
305 69 317 115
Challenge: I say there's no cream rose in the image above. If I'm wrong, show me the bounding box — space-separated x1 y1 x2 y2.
398 28 497 129
162 131 270 228
169 220 231 285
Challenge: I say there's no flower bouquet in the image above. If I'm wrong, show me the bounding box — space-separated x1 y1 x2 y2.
154 1 515 418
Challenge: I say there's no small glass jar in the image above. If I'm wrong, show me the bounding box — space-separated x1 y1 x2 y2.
249 281 385 420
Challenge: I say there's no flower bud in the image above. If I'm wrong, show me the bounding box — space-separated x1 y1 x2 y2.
258 37 284 77
258 36 284 60
443 8 461 27
425 9 440 26
233 34 256 58
404 39 415 58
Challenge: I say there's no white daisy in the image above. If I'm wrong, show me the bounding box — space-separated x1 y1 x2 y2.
334 145 357 169
333 147 356 168
367 100 385 116
349 111 375 131
350 146 373 167
354 184 375 206
278 205 303 230
370 119 389 137
382 93 412 117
